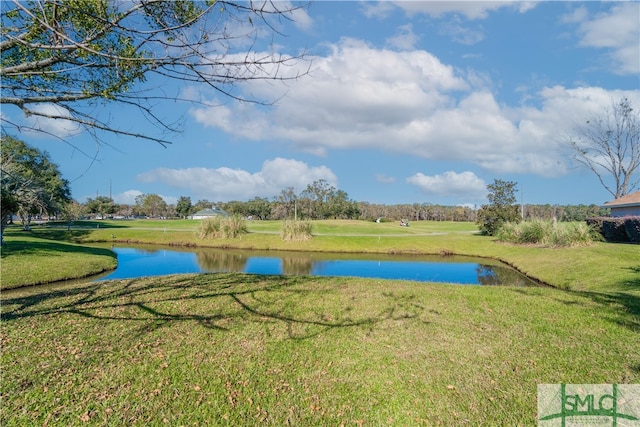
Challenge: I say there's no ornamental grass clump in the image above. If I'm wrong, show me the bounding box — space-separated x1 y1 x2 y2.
197 215 247 239
281 219 313 241
519 218 552 244
496 219 596 247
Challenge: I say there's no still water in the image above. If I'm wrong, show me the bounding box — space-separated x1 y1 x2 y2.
96 245 539 286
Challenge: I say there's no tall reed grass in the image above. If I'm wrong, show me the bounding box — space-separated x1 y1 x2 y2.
281 220 313 241
496 219 596 247
196 215 247 239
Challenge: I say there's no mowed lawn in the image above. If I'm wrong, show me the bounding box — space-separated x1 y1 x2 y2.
1 220 638 425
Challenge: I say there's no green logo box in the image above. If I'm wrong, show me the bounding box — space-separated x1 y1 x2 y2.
538 384 640 426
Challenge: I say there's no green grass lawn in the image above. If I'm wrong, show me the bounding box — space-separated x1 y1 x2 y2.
1 219 638 425
0 233 117 288
2 274 638 426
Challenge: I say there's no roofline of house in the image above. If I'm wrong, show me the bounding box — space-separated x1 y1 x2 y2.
602 202 640 208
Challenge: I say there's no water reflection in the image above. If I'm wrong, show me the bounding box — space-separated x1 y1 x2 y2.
196 251 249 272
476 264 534 287
93 245 539 286
282 256 315 276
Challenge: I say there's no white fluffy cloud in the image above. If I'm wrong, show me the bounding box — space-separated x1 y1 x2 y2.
393 1 538 20
136 158 337 201
572 3 640 75
190 38 639 179
386 24 419 50
407 171 486 200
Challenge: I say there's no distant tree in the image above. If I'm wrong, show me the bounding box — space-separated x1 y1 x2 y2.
1 136 71 236
1 0 309 146
165 204 177 218
60 200 86 230
135 193 167 217
1 167 20 235
325 189 359 219
175 196 193 219
567 97 640 199
452 206 467 222
560 204 608 222
301 179 337 219
246 197 272 220
276 187 298 220
116 204 135 218
223 201 245 216
476 179 521 236
85 196 118 219
1 151 44 241
344 199 361 220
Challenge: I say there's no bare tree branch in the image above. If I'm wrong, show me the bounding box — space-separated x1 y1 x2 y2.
567 98 640 199
1 0 311 145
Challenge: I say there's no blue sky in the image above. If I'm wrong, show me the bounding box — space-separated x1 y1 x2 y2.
8 1 640 207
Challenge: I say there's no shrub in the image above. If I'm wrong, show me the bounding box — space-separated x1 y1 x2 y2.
519 218 552 244
623 217 640 243
197 217 220 239
496 219 596 247
587 217 630 243
553 222 595 247
197 215 247 239
585 217 604 235
476 179 521 236
601 217 628 242
281 220 313 241
495 222 520 242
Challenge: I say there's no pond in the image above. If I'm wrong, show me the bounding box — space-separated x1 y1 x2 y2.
94 245 540 286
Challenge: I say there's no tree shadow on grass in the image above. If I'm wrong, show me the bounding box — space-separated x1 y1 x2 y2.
1 273 406 339
573 290 640 332
521 267 640 332
0 238 116 260
4 221 128 246
582 266 640 332
509 273 640 334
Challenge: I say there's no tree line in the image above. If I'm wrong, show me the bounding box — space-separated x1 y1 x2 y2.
79 192 607 224
0 135 611 245
82 180 362 222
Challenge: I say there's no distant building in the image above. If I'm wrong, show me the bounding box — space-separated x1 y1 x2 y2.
603 190 640 217
188 207 230 220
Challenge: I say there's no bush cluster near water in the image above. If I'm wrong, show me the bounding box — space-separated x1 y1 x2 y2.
196 215 247 239
496 219 597 247
586 216 640 243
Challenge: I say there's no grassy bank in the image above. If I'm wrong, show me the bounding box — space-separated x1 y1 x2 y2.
0 233 117 289
2 274 638 426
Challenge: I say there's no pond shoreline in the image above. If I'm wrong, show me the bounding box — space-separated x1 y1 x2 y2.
106 238 553 288
2 239 551 295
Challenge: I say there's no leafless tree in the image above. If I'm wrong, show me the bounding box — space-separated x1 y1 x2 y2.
0 0 310 146
568 97 640 199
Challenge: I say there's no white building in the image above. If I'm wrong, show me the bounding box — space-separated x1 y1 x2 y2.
188 207 230 220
